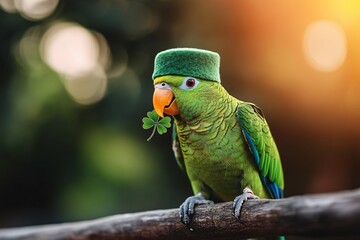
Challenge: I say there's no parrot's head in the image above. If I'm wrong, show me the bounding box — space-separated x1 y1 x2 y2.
152 48 222 121
153 75 222 121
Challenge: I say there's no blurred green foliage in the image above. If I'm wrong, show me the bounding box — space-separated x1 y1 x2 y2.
0 0 190 227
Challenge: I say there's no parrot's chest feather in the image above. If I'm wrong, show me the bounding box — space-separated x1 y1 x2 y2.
175 102 257 200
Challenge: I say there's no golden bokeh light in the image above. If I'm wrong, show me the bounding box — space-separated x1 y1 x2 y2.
41 22 100 78
303 20 347 72
63 68 107 105
40 22 111 105
14 0 58 20
0 0 17 13
15 26 41 67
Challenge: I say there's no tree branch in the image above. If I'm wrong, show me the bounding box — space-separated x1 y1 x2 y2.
0 189 359 240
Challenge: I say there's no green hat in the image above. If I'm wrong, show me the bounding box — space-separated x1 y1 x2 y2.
152 48 221 83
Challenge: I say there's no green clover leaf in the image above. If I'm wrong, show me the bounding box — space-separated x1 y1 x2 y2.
142 110 172 141
147 110 159 121
142 117 155 129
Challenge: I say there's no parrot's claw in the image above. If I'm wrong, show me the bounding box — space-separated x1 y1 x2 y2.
233 187 259 219
179 193 214 227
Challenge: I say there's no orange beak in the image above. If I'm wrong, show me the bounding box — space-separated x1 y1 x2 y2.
153 88 179 118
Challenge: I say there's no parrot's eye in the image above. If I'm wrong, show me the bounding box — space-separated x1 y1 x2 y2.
186 78 195 87
180 77 199 90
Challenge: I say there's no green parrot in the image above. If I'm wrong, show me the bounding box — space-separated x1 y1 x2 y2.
151 48 284 226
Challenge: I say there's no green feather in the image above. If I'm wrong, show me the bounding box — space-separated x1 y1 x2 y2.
237 102 284 190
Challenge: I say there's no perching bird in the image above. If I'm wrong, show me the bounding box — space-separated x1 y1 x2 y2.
152 48 284 226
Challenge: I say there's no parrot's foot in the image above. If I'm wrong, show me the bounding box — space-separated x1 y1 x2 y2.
233 187 259 219
179 193 214 227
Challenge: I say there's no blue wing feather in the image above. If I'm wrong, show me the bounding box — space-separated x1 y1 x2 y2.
238 103 284 199
241 120 284 199
242 129 260 165
243 129 286 239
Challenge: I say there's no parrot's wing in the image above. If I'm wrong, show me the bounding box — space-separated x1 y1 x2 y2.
172 124 185 171
237 102 284 199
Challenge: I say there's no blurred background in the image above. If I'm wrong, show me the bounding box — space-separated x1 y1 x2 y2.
0 0 359 231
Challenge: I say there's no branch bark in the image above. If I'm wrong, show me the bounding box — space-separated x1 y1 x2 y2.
0 189 359 240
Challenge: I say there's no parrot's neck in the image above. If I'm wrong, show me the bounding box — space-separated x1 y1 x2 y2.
174 87 240 141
